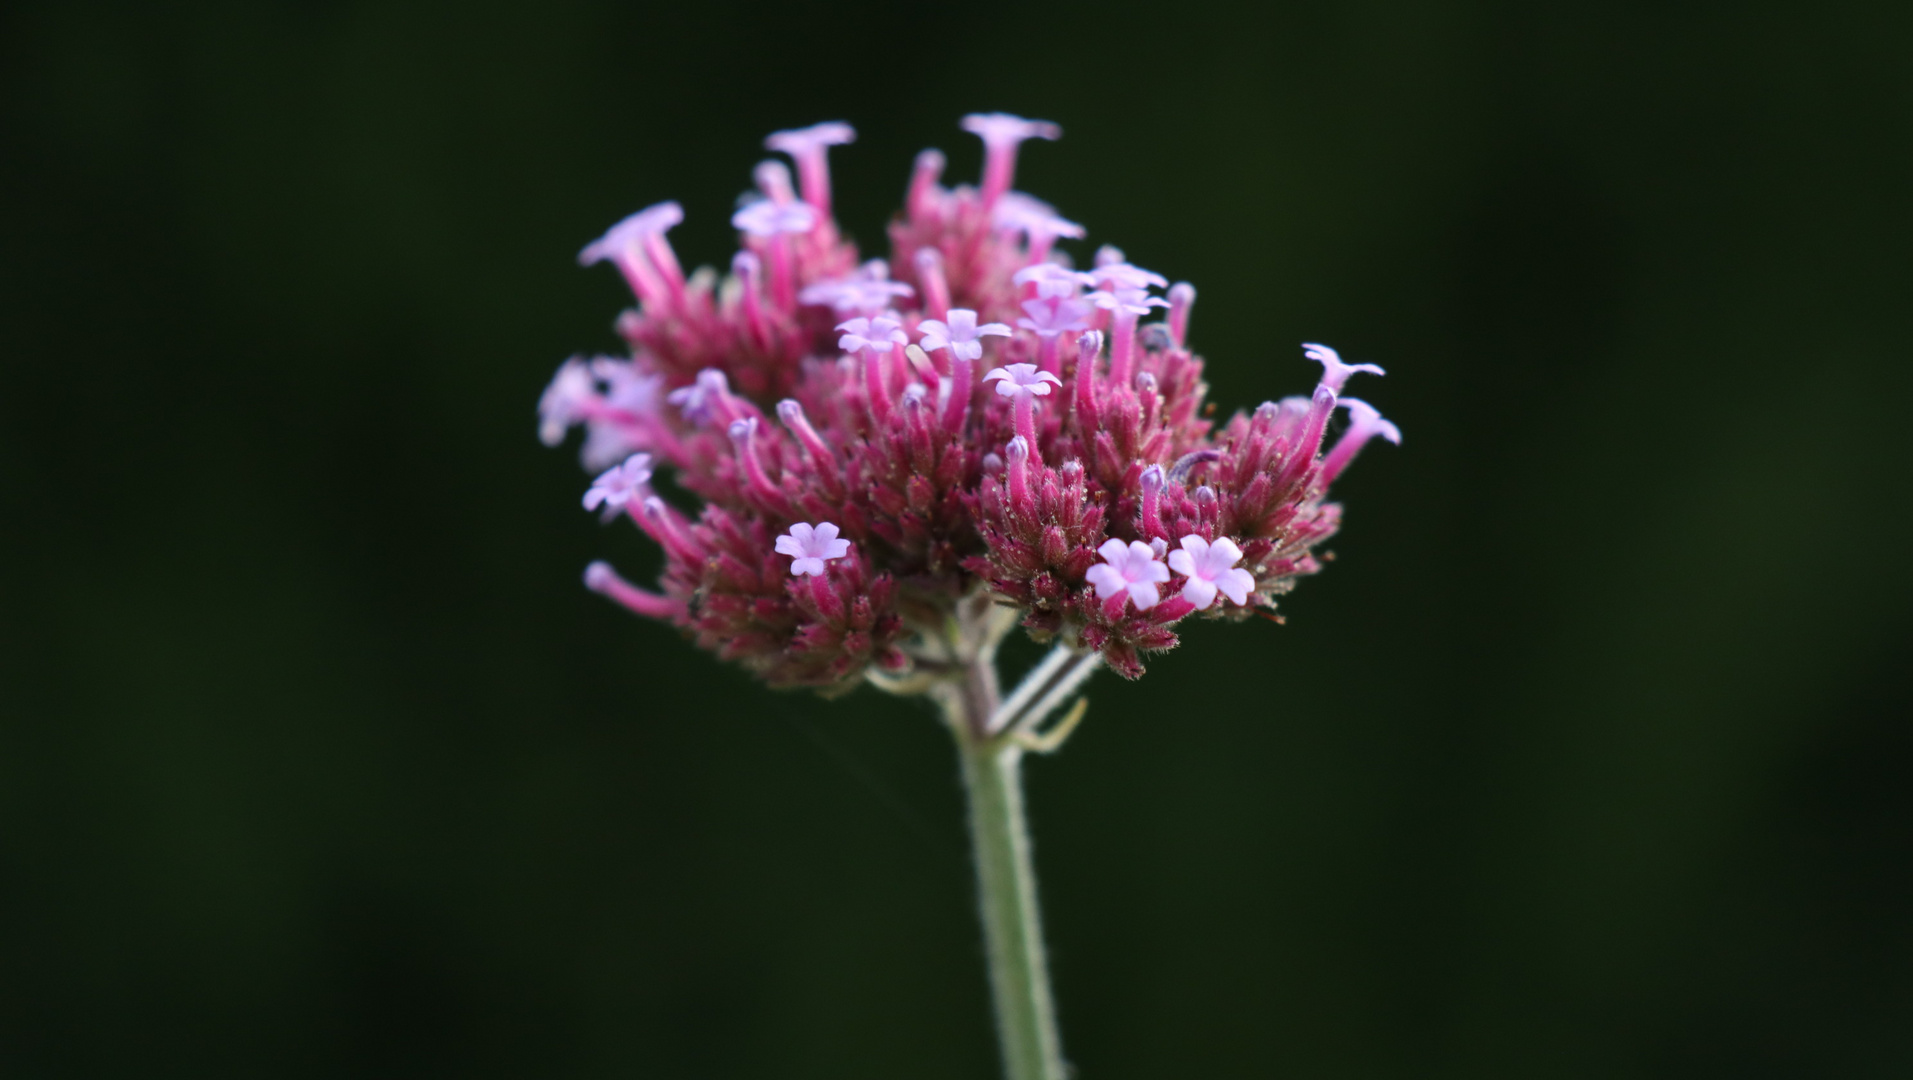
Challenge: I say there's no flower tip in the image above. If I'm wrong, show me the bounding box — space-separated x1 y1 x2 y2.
765 121 856 153
776 398 803 423
1140 464 1165 492
1005 435 1030 462
727 417 757 443
583 560 616 591
960 112 1062 144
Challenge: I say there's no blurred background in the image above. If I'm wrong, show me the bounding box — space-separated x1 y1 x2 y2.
3 1 1910 1076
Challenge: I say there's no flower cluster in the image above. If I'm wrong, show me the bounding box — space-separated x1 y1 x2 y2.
540 115 1399 688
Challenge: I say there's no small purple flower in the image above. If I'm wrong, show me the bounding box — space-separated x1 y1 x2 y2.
800 261 916 315
666 368 730 423
1086 538 1172 611
992 192 1085 241
583 453 653 512
1167 535 1255 610
1319 397 1403 484
1082 261 1167 293
732 198 819 237
538 358 598 446
919 309 1012 361
982 363 1063 398
1087 286 1171 317
577 201 684 267
1013 262 1087 299
1017 296 1093 338
765 121 855 216
775 521 852 577
962 113 1062 207
1302 342 1385 393
961 113 1062 160
837 316 908 356
765 121 855 158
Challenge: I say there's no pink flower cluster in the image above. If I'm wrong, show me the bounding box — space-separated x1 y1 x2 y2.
541 115 1399 688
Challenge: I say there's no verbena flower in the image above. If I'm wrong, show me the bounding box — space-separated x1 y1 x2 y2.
540 114 1399 688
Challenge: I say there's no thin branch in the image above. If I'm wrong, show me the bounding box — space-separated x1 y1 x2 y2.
986 643 1075 734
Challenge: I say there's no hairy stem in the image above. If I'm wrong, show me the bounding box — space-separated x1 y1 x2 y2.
942 647 1069 1080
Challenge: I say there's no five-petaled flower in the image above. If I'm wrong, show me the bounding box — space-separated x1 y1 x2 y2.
983 363 1063 398
583 453 653 513
1167 535 1255 610
776 522 852 577
836 316 908 356
800 262 916 315
920 309 1012 361
1086 539 1172 611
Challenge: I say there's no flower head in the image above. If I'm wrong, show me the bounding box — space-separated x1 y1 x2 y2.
542 114 1398 689
775 521 852 577
1167 535 1255 610
1085 539 1171 611
983 363 1063 398
918 309 1011 361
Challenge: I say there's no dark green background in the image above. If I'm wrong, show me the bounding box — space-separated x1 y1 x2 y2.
4 1 1910 1076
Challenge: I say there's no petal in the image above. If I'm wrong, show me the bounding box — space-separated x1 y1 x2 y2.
982 367 1011 383
1219 568 1256 606
1127 581 1161 610
774 535 805 557
1097 538 1130 564
1207 536 1244 567
1142 560 1171 584
1181 577 1219 610
812 522 839 542
1085 564 1124 599
978 322 1012 337
791 557 824 577
1125 540 1157 566
822 539 851 560
1166 549 1196 576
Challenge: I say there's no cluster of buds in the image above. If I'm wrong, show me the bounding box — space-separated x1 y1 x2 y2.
540 115 1399 689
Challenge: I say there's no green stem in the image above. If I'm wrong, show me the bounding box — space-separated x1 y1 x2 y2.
947 673 1066 1080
